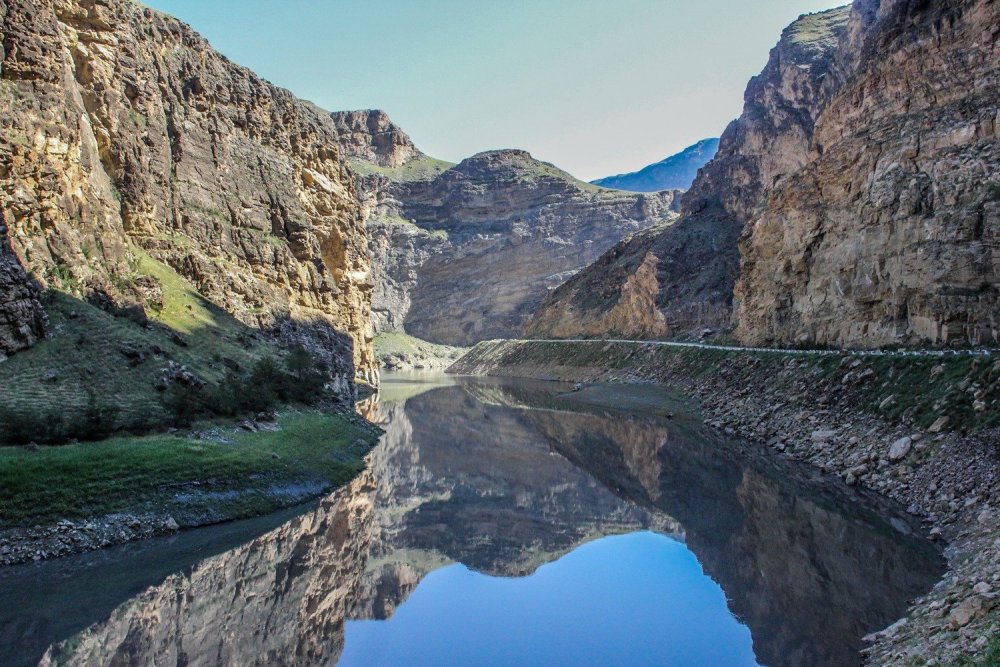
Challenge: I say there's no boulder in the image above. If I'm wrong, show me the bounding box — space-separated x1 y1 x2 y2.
888 437 912 463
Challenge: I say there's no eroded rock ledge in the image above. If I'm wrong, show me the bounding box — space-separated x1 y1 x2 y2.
0 209 46 358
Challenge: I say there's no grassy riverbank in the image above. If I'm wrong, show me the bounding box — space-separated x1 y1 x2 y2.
452 340 999 432
0 410 380 529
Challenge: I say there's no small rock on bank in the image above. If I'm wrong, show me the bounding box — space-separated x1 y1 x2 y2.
888 436 912 462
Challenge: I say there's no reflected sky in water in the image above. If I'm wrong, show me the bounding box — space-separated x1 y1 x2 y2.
341 532 758 667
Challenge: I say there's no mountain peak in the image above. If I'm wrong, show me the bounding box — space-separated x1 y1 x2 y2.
591 138 719 192
330 109 421 168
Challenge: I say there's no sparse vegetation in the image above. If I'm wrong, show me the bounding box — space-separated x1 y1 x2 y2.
128 108 148 128
374 332 466 369
458 340 999 432
955 634 1000 666
349 154 455 182
184 200 230 222
162 346 329 426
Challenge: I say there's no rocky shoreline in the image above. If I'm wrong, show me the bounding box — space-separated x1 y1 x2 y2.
0 514 183 567
450 340 1000 665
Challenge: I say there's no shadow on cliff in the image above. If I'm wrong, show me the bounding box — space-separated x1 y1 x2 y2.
0 285 359 445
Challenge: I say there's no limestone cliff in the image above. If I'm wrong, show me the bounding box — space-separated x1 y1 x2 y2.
0 0 375 385
530 0 998 349
527 7 851 340
330 109 421 169
736 0 999 347
335 118 681 346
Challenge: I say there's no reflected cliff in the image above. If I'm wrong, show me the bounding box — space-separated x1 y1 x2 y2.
23 374 940 667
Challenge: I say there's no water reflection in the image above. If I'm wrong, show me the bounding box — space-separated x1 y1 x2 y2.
9 374 940 667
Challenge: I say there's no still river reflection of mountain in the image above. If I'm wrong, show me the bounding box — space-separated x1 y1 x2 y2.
8 373 942 666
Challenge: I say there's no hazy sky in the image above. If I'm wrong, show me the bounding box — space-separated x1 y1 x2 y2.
143 0 845 181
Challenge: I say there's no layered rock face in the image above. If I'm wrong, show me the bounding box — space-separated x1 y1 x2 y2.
330 109 420 169
527 7 850 340
736 0 999 347
0 209 46 357
590 138 720 192
0 0 375 384
531 0 998 348
337 120 680 345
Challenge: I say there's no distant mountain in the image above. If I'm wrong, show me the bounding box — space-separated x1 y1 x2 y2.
333 112 681 346
592 138 719 192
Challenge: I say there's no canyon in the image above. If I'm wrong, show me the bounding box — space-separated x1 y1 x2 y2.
0 0 997 664
333 109 681 346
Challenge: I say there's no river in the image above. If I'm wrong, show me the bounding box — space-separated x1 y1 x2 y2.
0 372 943 666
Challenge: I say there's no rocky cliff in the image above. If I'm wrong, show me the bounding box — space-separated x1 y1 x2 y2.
527 6 851 340
590 138 719 192
530 0 998 349
334 118 681 346
736 0 999 347
0 0 375 385
0 208 46 358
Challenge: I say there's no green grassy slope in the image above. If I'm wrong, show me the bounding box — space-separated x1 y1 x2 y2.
0 251 274 438
0 410 379 528
349 154 455 182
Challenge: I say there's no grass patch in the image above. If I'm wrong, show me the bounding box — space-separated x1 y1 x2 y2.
349 154 455 182
0 410 380 528
127 109 147 128
237 226 286 247
183 200 230 223
787 6 850 48
955 633 1000 666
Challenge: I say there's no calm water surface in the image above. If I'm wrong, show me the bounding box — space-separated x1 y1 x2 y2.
0 373 943 666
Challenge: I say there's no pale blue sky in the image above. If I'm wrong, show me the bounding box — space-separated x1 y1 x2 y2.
144 0 845 181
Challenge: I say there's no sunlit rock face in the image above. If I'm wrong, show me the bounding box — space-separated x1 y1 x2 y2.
526 6 851 340
42 379 940 667
332 111 681 346
0 0 375 384
531 0 998 347
736 0 999 347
